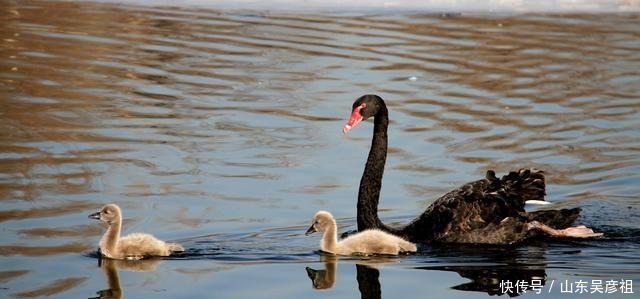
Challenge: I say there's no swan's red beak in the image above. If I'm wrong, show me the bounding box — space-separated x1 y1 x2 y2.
343 104 365 134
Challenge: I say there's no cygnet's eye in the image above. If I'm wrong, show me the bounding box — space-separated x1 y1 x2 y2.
104 210 109 214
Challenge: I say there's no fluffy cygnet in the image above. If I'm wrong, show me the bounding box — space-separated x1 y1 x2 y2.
306 211 417 255
89 204 184 260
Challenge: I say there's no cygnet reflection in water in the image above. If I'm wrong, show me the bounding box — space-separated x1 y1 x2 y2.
305 257 382 299
306 257 337 290
305 245 551 298
306 211 417 255
89 204 184 260
88 258 162 299
305 255 394 292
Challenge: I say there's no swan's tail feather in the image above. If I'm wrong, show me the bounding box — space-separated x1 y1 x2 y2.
167 243 184 253
493 168 546 208
528 208 581 229
525 200 551 206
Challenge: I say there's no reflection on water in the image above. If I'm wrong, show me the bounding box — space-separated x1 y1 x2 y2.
356 265 382 299
90 260 123 299
88 258 162 299
305 256 384 299
306 256 338 289
306 246 549 297
1 0 639 298
12 277 88 298
417 245 549 297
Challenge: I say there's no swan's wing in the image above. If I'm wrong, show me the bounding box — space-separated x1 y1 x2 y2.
461 168 546 224
494 168 546 206
403 168 546 241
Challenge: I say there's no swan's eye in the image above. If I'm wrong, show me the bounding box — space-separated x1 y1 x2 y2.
104 210 109 214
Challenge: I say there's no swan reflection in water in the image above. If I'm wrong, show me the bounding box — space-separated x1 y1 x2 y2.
88 257 161 299
306 245 550 298
419 244 549 297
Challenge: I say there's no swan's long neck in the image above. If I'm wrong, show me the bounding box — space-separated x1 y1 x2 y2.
100 217 121 255
321 219 339 253
357 104 390 232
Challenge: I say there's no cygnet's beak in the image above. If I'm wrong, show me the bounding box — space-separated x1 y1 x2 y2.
88 212 100 220
305 224 317 236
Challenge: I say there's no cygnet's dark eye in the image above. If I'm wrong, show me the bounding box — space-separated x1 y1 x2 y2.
104 210 109 214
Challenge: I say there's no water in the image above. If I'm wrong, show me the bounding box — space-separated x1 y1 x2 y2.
1 1 640 298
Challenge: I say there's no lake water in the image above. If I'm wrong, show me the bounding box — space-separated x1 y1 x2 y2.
1 1 639 298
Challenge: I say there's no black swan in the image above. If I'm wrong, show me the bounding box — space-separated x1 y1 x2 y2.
343 94 602 244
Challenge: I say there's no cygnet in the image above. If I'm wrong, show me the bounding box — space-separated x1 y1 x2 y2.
89 204 184 260
306 211 417 255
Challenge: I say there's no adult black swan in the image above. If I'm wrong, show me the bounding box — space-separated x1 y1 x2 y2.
343 94 602 244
